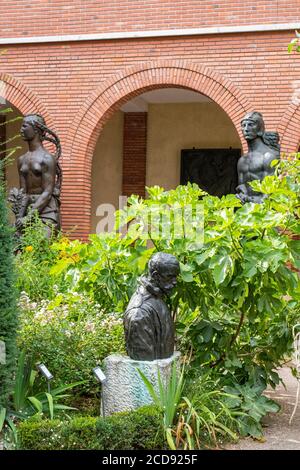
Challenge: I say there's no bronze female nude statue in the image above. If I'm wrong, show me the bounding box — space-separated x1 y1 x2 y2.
9 114 62 237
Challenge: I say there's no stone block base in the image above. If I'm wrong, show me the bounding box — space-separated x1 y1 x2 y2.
102 352 180 416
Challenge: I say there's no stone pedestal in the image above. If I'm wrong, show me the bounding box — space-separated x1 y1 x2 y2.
101 352 180 416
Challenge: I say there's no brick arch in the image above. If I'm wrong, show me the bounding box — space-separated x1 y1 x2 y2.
278 102 300 153
64 61 252 238
0 73 54 127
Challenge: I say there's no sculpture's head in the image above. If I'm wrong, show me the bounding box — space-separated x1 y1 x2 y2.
148 252 180 295
20 114 46 141
241 111 265 141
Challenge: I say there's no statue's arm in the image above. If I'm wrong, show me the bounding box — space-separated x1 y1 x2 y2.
236 158 248 192
236 157 251 203
17 157 29 219
31 155 56 214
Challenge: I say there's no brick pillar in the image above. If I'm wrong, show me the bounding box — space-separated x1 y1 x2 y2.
122 112 147 198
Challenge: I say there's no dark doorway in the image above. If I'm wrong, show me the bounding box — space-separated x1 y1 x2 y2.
180 148 241 197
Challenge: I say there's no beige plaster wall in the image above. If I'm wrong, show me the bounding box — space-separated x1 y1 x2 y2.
4 106 25 191
91 110 124 233
91 102 241 233
146 102 242 190
3 107 25 222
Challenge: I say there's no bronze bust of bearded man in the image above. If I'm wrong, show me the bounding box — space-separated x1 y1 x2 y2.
124 252 180 361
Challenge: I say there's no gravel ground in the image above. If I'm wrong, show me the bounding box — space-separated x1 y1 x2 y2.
225 366 300 450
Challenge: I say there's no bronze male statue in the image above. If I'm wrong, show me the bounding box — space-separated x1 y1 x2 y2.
9 114 62 237
124 252 180 361
236 111 280 203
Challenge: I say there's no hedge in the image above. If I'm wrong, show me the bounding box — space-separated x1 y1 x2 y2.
0 165 18 408
18 405 166 450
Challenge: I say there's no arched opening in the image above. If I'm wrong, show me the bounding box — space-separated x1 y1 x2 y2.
91 87 242 233
61 61 251 238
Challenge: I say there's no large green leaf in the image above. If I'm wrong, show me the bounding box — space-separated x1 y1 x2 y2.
210 254 234 285
0 407 6 432
45 393 54 420
27 396 43 413
195 248 216 266
180 263 194 282
13 352 34 412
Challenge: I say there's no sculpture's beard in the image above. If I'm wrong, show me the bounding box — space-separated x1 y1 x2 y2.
140 275 176 298
160 284 174 295
140 276 164 298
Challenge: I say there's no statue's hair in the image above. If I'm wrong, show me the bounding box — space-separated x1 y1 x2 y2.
24 114 62 193
149 252 179 275
262 131 280 152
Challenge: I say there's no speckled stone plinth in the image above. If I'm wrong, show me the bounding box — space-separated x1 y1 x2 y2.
101 352 180 416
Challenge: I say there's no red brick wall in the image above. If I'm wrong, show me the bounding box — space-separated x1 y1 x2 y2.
0 27 300 238
1 0 299 38
122 113 147 198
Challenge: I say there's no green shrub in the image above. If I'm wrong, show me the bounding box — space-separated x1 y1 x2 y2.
49 234 142 312
0 164 19 409
18 416 98 450
18 406 165 450
17 292 125 395
51 163 299 389
15 157 300 441
95 406 164 450
15 215 67 300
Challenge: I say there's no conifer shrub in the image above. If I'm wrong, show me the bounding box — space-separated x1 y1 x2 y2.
0 164 19 408
18 406 164 450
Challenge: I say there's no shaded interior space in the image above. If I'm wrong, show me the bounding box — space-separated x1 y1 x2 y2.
91 88 242 233
0 103 25 188
0 104 26 221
